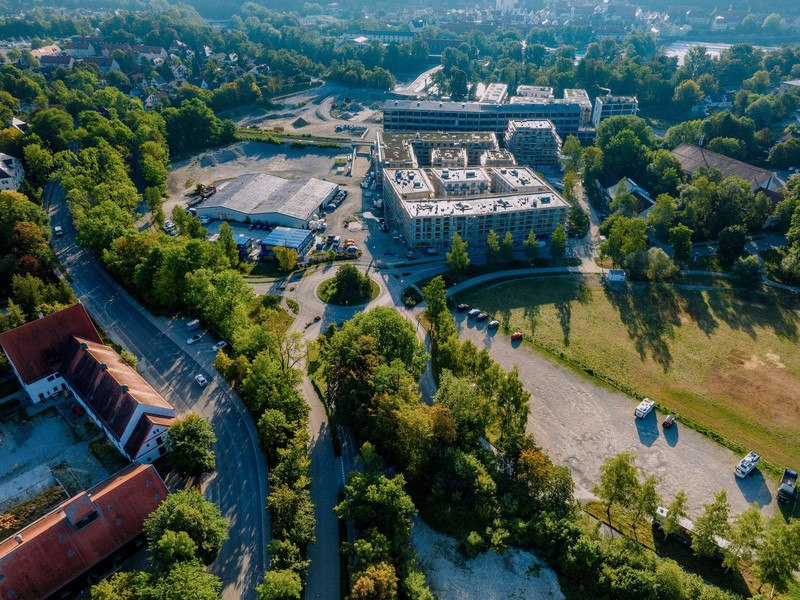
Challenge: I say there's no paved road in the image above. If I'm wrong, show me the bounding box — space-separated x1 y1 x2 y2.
47 185 268 600
447 290 777 518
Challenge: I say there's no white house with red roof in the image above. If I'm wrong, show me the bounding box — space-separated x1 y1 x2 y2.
0 304 175 463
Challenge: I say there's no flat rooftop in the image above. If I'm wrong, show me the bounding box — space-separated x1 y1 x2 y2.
564 88 591 102
378 131 498 166
431 167 490 184
402 191 568 218
385 98 580 111
200 173 337 221
597 95 637 103
386 169 434 196
508 119 556 130
491 167 549 190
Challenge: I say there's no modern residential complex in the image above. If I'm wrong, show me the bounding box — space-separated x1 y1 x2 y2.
591 93 639 128
382 96 587 142
382 165 569 249
504 119 562 168
479 149 517 167
374 131 499 186
383 86 628 145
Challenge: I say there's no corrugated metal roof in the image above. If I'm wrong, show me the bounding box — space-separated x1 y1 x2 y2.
200 173 337 221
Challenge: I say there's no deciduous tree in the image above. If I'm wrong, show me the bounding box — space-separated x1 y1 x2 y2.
166 413 217 476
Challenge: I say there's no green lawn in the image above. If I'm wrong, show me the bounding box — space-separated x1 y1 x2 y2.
455 275 800 470
318 277 379 306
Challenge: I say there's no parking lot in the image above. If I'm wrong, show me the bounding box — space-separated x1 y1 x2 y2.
453 310 778 518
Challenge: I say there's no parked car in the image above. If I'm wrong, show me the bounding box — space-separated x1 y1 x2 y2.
511 332 523 341
476 313 488 322
212 341 227 352
488 320 500 329
186 333 204 345
634 398 655 419
54 226 63 236
735 451 761 478
662 415 676 429
195 374 208 387
467 309 480 318
456 303 470 312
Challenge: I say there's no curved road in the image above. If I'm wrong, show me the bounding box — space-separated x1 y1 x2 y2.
47 184 268 600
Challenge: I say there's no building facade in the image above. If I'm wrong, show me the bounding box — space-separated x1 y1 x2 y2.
504 119 562 168
591 94 639 128
383 166 568 249
0 154 24 191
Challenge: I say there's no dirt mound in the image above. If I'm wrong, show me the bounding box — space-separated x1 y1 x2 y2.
199 145 245 167
292 117 309 128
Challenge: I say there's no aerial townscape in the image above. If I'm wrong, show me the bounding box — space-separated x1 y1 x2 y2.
2 0 800 599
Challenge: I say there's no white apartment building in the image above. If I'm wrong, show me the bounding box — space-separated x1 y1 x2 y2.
504 119 563 168
592 94 639 128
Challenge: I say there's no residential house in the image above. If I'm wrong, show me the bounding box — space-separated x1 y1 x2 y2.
39 55 74 70
150 75 167 89
64 41 95 58
143 93 168 110
0 304 176 463
779 79 800 93
133 45 168 61
671 143 786 194
96 42 132 57
0 464 168 600
171 63 191 80
0 153 24 191
604 178 656 217
10 117 28 134
29 44 61 59
82 56 120 74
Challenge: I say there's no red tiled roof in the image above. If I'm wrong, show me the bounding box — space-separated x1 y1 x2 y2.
0 464 168 600
0 304 101 384
123 413 174 459
60 336 173 441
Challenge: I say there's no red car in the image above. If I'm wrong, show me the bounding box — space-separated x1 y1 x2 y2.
511 332 523 341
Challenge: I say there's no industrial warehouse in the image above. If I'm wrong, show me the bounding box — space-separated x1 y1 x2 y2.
194 172 338 229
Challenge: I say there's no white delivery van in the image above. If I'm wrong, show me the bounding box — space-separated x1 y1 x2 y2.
634 398 655 419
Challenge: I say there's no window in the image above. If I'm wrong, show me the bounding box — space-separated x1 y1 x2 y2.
74 511 99 530
47 375 56 382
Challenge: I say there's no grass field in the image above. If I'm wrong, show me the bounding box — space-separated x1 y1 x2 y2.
454 275 800 471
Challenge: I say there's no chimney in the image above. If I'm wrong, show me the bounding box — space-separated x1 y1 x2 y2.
120 384 128 393
100 363 107 371
80 342 88 350
14 534 23 544
38 312 45 319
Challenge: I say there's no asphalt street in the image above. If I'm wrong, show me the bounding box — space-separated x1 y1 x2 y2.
47 184 268 600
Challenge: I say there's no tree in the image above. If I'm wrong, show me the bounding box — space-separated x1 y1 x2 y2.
562 135 582 173
669 224 694 262
731 255 765 289
445 233 470 273
153 530 198 567
567 206 590 238
501 231 515 263
523 230 540 263
717 224 747 265
769 138 800 168
707 137 745 160
166 414 217 476
330 264 372 304
257 570 302 600
692 489 731 558
485 229 500 265
645 248 678 282
660 491 689 540
562 171 579 204
550 224 567 258
150 560 222 600
423 276 456 375
274 246 297 272
144 489 229 565
630 474 661 541
723 502 764 574
217 222 238 267
350 562 398 600
593 452 639 523
673 79 704 110
755 518 800 595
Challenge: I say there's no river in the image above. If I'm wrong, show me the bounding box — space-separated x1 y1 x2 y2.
663 40 781 65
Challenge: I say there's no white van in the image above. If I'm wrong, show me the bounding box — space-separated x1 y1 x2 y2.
187 319 202 331
634 398 655 419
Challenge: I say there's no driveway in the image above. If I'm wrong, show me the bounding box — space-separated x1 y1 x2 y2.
47 184 268 600
452 313 777 518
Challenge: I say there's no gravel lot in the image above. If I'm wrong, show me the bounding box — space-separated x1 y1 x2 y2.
454 312 778 519
412 519 564 600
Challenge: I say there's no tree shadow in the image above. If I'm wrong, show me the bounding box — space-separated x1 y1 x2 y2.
602 282 677 372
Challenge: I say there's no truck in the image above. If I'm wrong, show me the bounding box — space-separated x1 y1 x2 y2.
634 398 655 419
777 469 798 503
734 451 761 479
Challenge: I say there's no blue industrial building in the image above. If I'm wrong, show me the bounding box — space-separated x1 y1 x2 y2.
259 227 315 260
